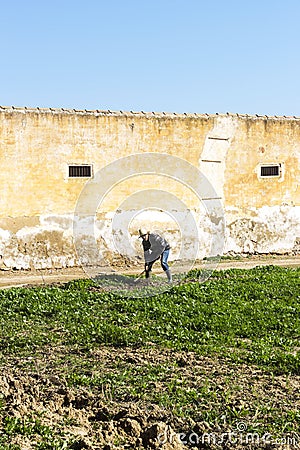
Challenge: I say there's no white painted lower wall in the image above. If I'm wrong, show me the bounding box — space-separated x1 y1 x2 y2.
0 205 299 270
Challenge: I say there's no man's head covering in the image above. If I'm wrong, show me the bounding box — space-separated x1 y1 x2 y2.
138 228 149 238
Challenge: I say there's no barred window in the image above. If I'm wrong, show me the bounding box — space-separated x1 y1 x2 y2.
68 165 92 178
260 164 280 178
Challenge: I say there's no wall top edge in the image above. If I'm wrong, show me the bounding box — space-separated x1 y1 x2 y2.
0 105 300 121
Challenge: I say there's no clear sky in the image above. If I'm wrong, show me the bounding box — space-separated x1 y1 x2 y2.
1 0 300 116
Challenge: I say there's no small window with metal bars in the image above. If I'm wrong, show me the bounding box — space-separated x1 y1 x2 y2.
68 165 92 178
260 164 281 178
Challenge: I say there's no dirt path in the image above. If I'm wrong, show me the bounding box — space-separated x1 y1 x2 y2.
0 255 299 289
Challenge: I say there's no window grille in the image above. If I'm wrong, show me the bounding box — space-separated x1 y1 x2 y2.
68 165 92 178
260 165 280 177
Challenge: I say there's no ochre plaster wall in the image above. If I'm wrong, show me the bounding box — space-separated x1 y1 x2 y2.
0 107 299 269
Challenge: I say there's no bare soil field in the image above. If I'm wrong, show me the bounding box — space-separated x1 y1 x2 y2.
2 347 299 449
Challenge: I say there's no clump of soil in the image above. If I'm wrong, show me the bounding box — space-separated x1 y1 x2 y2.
1 346 299 449
0 367 183 449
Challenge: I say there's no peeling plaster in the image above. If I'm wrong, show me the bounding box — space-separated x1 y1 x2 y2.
0 205 299 269
0 110 299 268
226 206 300 254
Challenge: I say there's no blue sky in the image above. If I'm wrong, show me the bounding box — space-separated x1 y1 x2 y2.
1 0 299 116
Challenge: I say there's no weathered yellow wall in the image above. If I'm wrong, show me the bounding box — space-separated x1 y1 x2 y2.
0 109 211 216
0 107 299 269
225 117 299 208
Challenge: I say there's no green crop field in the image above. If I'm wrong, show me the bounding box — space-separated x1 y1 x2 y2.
0 265 299 449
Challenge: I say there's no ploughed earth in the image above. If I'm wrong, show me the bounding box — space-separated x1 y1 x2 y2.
1 347 300 449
